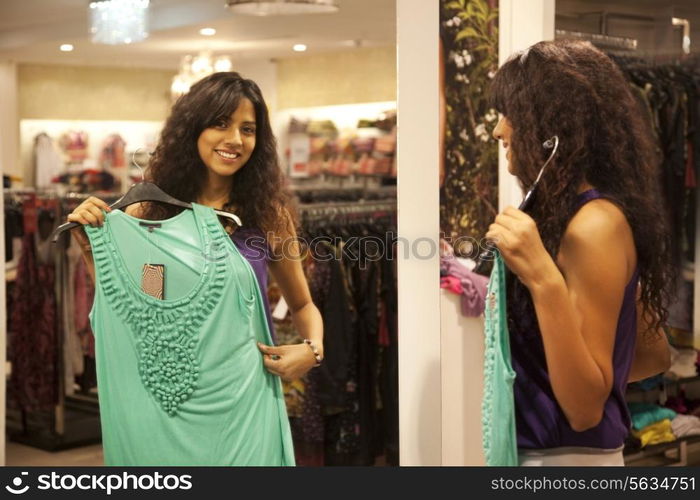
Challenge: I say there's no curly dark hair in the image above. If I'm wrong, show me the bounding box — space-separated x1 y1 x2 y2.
141 71 295 236
490 39 673 333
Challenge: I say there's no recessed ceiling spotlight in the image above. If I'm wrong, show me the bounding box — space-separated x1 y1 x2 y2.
60 44 74 52
293 44 307 52
199 27 216 36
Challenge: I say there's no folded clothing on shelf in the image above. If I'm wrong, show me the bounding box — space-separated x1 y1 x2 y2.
667 346 699 379
628 402 677 430
671 414 700 438
631 419 676 448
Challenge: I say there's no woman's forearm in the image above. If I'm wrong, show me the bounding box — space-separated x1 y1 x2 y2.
528 270 612 431
290 301 324 355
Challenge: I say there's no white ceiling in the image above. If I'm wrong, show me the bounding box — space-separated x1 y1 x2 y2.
0 0 396 69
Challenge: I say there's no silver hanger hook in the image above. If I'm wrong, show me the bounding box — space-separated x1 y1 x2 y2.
131 148 146 183
532 135 559 185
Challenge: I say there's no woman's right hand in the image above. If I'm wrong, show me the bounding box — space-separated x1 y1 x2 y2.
67 196 112 249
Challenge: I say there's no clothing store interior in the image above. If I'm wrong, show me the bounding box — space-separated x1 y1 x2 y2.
2 0 700 468
0 0 397 466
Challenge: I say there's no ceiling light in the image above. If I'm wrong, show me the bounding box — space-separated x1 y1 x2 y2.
60 44 74 52
199 27 217 36
225 0 339 16
88 0 149 45
293 43 307 52
171 52 234 100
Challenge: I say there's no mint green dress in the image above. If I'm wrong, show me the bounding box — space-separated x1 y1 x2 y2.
85 203 294 466
481 254 518 466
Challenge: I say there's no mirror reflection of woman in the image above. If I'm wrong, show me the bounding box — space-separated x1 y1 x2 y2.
67 72 323 465
487 40 672 466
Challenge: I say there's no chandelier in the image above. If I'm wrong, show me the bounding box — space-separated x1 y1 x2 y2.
89 0 150 45
171 52 233 100
225 0 339 16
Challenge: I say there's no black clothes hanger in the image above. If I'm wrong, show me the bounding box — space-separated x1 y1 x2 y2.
50 181 243 243
51 151 242 243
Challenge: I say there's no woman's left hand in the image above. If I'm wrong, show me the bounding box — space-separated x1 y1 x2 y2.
485 206 556 289
257 342 318 381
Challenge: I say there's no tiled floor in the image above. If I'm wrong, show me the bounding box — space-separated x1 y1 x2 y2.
6 442 104 466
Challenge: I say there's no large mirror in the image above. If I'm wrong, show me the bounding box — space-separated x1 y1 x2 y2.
1 0 398 467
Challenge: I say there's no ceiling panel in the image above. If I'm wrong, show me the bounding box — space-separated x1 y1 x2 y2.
0 0 396 68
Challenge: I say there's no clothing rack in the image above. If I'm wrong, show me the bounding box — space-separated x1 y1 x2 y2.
299 199 396 213
283 198 398 466
293 186 396 204
556 9 691 55
5 191 121 450
299 200 396 227
555 29 638 51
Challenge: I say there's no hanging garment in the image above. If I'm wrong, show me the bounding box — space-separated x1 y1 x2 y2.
440 255 489 317
481 254 518 466
62 236 85 395
74 256 96 358
7 233 59 412
34 133 63 189
85 203 294 466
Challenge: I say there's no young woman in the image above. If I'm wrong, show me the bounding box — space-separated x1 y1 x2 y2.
67 72 323 465
486 40 672 465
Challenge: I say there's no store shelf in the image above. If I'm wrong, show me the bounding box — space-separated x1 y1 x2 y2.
624 435 700 466
627 374 700 393
664 375 700 385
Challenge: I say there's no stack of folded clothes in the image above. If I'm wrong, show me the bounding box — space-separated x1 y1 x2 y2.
628 402 677 447
671 414 700 438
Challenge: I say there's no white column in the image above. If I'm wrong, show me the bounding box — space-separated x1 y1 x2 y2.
0 61 15 466
497 0 555 211
397 0 441 465
440 291 486 465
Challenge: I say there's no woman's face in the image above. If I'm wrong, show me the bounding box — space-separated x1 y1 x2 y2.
492 115 515 174
197 97 257 181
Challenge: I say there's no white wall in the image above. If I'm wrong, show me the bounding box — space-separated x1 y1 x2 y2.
440 291 486 465
498 0 555 211
397 0 441 466
233 59 278 114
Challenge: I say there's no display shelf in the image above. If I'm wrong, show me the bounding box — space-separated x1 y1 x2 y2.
624 435 700 466
626 374 700 393
664 375 700 385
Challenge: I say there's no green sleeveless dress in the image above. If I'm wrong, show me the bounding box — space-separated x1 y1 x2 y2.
481 254 518 466
85 203 294 466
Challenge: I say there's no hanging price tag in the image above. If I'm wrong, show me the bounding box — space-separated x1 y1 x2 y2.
272 296 289 320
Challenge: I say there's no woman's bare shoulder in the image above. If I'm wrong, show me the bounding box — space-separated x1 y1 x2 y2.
559 198 636 278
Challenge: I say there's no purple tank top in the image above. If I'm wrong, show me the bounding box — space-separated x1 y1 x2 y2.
510 189 638 450
230 227 275 339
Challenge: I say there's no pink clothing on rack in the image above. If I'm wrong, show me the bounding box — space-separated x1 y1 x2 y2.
440 255 488 317
440 275 463 295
